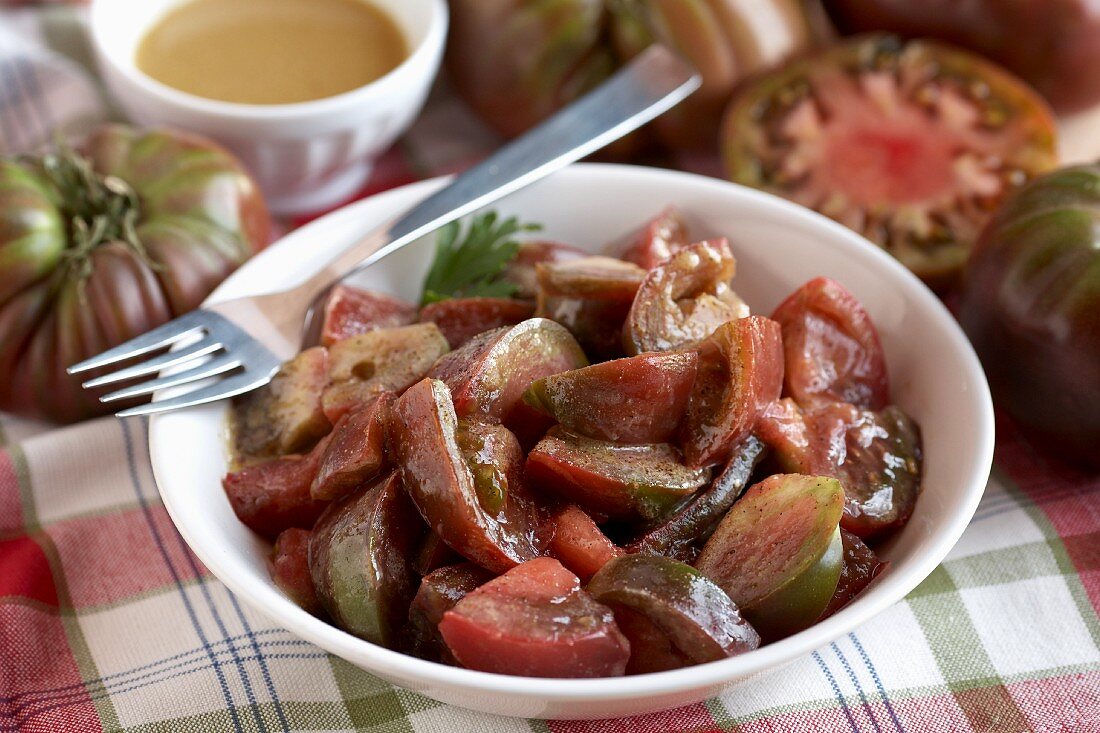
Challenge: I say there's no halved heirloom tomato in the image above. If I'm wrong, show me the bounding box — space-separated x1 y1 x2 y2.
722 34 1058 285
535 256 646 360
526 428 710 522
308 473 426 647
757 399 922 539
408 563 494 663
419 297 535 349
503 241 587 299
390 378 541 574
695 474 844 640
623 238 749 356
322 323 449 423
620 207 690 271
268 528 322 617
680 316 784 468
772 277 889 411
233 346 330 459
438 557 630 678
545 505 623 583
627 435 767 562
820 529 887 620
320 285 417 346
310 393 393 501
588 555 759 665
523 351 698 443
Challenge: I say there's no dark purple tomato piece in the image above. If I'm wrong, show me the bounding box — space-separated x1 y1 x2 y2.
413 532 465 577
623 238 749 356
268 528 322 617
526 428 710 522
391 378 541 574
627 435 767 563
680 315 784 468
308 473 426 647
588 554 759 664
620 206 690 271
223 435 330 539
535 256 647 360
438 557 630 678
820 529 888 620
545 504 624 584
757 399 923 539
772 277 889 411
523 350 698 443
613 606 693 675
322 323 450 423
503 240 587 300
320 284 418 346
232 346 330 459
310 392 393 501
408 562 495 663
419 297 536 349
695 474 844 640
723 34 1058 285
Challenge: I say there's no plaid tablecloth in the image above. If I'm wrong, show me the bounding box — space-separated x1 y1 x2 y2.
1 6 1099 732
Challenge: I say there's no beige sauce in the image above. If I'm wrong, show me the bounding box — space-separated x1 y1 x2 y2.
136 0 407 105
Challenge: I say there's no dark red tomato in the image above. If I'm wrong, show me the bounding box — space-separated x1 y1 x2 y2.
771 277 889 411
390 378 541 574
535 256 647 360
526 428 710 521
320 285 417 346
438 557 630 678
820 529 887 619
322 323 449 423
623 239 749 356
419 297 535 349
523 351 699 443
612 606 693 675
503 241 587 299
413 532 464 577
233 346 330 459
408 563 495 663
310 393 393 501
627 435 767 562
757 399 923 539
588 554 759 664
309 473 426 647
223 434 330 539
621 207 690 270
680 316 784 468
722 35 1058 285
268 528 322 617
545 505 623 583
824 0 1100 112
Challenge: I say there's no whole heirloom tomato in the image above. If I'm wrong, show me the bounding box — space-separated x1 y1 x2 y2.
959 165 1100 469
0 125 268 422
446 0 825 151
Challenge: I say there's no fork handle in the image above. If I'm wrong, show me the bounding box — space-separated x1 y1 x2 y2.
301 45 700 294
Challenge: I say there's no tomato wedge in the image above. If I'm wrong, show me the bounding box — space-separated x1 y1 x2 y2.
419 297 535 349
320 284 417 346
408 563 494 663
621 206 691 271
438 557 630 677
820 529 888 620
268 528 322 617
310 392 392 501
771 277 889 410
503 240 586 299
232 346 330 459
545 505 623 583
612 606 693 675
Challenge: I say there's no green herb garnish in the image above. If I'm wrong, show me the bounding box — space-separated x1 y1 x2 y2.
421 211 541 305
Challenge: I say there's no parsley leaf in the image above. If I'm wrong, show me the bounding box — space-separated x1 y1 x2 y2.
420 211 541 306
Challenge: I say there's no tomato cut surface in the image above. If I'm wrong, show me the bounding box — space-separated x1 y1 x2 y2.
419 297 535 349
321 285 417 346
438 557 630 678
310 393 392 501
223 435 330 539
546 505 623 583
523 351 698 443
723 34 1058 284
621 206 690 270
269 528 322 617
772 277 889 410
233 346 330 459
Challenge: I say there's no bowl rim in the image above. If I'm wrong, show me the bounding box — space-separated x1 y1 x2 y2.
89 0 448 120
150 163 994 702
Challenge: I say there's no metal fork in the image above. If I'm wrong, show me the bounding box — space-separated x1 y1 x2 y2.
67 46 700 417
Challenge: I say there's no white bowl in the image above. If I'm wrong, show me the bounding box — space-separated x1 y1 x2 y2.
90 0 447 215
149 164 994 720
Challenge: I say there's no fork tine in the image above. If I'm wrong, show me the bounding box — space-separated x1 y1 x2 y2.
67 312 207 375
99 353 242 403
114 369 276 417
80 337 224 389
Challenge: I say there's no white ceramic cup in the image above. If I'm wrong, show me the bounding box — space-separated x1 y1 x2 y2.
90 0 447 215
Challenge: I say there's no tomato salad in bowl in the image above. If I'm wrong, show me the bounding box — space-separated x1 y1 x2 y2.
221 205 922 679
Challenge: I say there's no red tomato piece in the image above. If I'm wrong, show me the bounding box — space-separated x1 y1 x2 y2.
820 529 888 620
680 315 784 468
546 505 623 583
438 557 630 678
771 277 889 410
310 393 393 501
268 527 322 616
621 206 691 270
223 435 330 539
320 285 417 346
503 240 587 299
523 351 699 443
419 297 535 349
408 563 495 663
413 532 465 577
